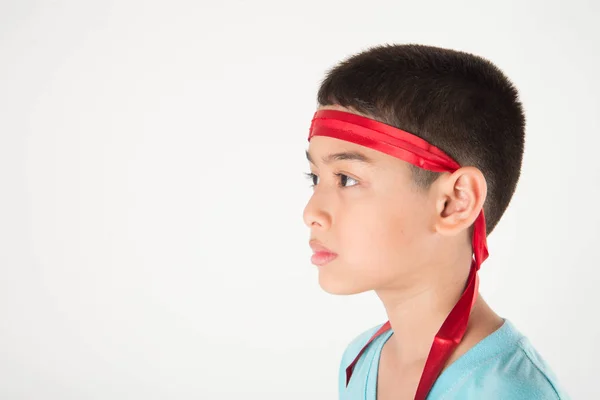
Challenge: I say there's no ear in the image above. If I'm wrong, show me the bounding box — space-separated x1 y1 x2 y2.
433 167 487 237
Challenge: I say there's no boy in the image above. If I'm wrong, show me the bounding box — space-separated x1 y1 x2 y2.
303 45 568 399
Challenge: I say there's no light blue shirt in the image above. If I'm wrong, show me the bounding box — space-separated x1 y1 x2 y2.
339 319 569 399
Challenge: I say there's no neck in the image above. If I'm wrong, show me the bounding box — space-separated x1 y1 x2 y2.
375 249 474 368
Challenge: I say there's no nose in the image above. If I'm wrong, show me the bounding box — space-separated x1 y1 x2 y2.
303 191 332 230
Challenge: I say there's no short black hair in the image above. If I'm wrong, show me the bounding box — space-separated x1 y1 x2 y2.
317 44 525 234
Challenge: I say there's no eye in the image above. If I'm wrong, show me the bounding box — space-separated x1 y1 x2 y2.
304 172 319 187
304 172 358 188
335 173 359 187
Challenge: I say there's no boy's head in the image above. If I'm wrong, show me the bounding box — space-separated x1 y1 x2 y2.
303 44 525 295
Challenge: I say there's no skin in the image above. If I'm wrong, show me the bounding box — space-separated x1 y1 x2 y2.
303 104 504 399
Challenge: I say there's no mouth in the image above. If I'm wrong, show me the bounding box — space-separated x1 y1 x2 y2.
309 239 338 266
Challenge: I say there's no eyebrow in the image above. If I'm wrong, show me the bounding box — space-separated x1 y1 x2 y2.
305 150 374 165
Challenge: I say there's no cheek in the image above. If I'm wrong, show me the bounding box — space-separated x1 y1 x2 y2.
341 202 422 278
316 192 431 295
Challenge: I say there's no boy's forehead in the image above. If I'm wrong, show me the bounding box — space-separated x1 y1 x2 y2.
310 104 383 158
310 104 373 155
308 105 416 173
307 136 376 161
307 136 412 175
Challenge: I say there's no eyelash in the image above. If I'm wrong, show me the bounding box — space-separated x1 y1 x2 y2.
304 172 358 188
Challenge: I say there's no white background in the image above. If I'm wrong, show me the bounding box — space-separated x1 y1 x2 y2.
1 1 598 399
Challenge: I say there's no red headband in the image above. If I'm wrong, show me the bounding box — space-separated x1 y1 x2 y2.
308 109 489 400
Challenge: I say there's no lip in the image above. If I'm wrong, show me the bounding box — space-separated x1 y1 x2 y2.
309 239 338 266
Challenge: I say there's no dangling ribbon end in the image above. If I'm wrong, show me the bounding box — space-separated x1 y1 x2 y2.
345 365 352 387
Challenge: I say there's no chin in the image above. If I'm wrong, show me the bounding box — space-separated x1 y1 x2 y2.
317 270 373 295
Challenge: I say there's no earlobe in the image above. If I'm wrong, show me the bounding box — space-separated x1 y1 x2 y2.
434 167 487 236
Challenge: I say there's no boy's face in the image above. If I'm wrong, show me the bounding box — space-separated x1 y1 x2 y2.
304 105 439 295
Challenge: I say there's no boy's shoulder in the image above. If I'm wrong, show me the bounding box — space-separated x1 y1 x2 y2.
502 336 569 399
431 321 570 399
440 338 568 399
